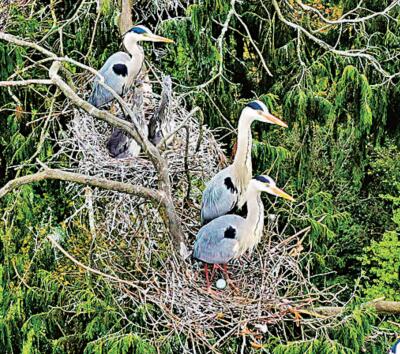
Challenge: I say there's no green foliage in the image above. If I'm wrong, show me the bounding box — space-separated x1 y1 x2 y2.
360 146 400 300
361 231 400 300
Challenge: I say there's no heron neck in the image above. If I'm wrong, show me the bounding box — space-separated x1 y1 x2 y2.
244 188 264 249
232 114 253 191
124 39 143 61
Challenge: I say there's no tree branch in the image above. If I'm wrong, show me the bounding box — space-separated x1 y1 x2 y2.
295 0 399 26
314 300 400 316
0 79 53 87
270 0 399 80
47 234 146 290
0 167 162 202
0 32 56 58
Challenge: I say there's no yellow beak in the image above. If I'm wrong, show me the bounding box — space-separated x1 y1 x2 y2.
269 186 295 201
258 111 288 128
147 34 174 43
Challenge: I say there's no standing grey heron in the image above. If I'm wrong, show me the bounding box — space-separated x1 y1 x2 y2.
200 100 287 225
88 25 173 108
194 175 294 290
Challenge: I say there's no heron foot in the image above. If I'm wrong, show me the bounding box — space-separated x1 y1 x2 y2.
206 287 220 298
226 278 240 294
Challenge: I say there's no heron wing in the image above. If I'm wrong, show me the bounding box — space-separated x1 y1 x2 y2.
106 128 130 158
193 215 244 264
88 52 132 107
201 167 239 225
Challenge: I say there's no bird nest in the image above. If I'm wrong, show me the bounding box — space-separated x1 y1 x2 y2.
53 76 346 351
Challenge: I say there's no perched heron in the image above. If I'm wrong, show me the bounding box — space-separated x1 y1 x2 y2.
194 175 294 290
390 339 400 354
200 101 287 225
88 25 173 108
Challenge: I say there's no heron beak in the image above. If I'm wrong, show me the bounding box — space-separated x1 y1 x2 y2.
146 34 174 43
258 111 288 128
269 186 295 201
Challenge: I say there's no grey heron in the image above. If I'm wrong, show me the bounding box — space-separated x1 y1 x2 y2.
194 175 294 290
88 25 173 108
390 339 400 354
200 100 287 225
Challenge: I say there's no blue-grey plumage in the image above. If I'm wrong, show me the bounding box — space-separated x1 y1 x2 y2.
193 214 243 264
194 176 294 289
200 101 288 225
390 339 400 354
88 52 134 108
88 25 173 108
106 127 130 158
200 166 239 224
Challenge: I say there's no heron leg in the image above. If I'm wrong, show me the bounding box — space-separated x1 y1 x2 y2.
110 103 117 115
203 264 221 296
211 264 224 280
204 263 211 290
223 264 239 292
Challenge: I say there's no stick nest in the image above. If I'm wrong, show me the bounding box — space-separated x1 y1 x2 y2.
53 74 346 351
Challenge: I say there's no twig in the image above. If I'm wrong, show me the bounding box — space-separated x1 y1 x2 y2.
46 234 146 290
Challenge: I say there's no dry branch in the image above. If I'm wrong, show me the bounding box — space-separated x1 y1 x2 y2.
314 301 400 316
0 79 53 87
47 234 146 290
0 167 162 202
270 0 400 81
295 0 399 26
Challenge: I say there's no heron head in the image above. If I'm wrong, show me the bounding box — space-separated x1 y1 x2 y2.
253 175 294 201
242 100 287 128
124 25 174 43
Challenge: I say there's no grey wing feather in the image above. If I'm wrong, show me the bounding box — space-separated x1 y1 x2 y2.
193 215 243 264
106 129 130 158
201 167 238 225
88 52 131 108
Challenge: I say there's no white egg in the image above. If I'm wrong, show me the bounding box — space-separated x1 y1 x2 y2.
216 278 227 289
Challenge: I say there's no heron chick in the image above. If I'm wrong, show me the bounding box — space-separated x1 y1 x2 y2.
201 101 287 225
194 175 294 291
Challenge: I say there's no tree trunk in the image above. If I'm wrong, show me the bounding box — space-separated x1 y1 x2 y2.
159 198 188 259
118 0 133 35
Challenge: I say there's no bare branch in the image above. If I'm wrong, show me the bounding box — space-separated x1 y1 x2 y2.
0 32 57 58
0 79 53 87
295 0 399 26
47 234 146 290
0 167 162 202
234 10 273 77
314 300 400 316
270 0 400 80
